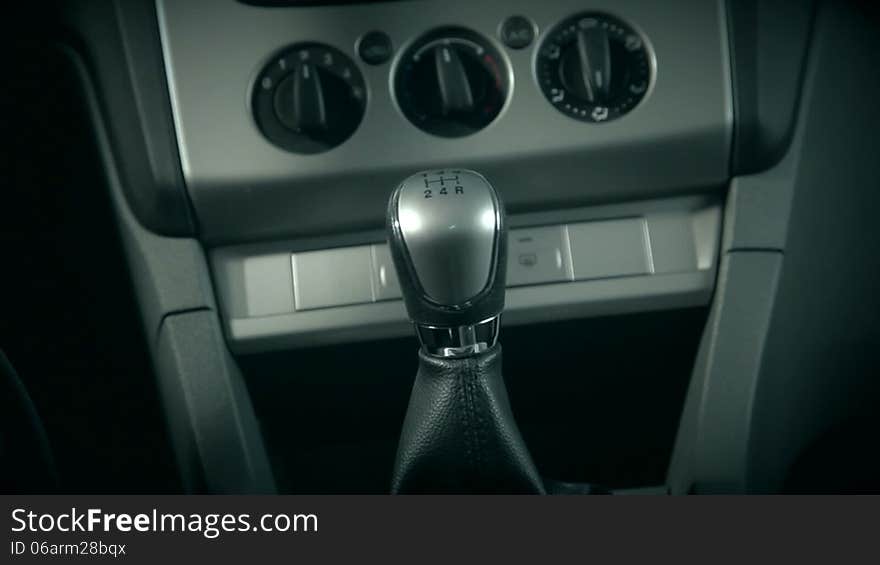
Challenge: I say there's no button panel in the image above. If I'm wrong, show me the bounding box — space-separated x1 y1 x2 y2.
568 218 653 280
499 15 536 50
370 244 402 301
356 30 393 65
212 200 721 352
288 220 657 310
291 246 374 310
507 225 573 287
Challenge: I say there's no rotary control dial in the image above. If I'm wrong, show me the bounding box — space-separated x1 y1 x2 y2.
394 27 510 138
253 43 366 154
536 13 652 123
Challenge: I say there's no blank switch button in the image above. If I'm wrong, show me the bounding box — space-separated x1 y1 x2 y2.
370 244 402 301
242 254 295 317
568 218 653 281
291 246 373 310
507 225 573 287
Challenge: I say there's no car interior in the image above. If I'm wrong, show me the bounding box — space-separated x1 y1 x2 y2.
2 0 878 494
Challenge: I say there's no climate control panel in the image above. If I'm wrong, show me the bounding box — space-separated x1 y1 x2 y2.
160 0 730 243
250 13 654 150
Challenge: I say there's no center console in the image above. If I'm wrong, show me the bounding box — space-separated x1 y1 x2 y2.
146 0 735 493
157 0 731 351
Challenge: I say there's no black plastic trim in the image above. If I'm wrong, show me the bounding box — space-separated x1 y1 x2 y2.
726 0 817 175
56 0 195 236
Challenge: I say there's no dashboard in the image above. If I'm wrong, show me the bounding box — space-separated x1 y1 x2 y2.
157 0 730 351
158 0 731 243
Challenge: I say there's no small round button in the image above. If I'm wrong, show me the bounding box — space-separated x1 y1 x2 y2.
499 15 535 49
357 30 393 65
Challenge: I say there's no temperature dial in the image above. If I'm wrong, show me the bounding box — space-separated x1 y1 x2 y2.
536 13 652 123
394 28 510 137
253 43 366 154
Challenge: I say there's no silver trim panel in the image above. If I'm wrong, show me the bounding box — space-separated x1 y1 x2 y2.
157 0 731 244
212 197 721 353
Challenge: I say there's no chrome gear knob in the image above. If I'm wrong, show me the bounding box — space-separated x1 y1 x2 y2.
387 169 507 357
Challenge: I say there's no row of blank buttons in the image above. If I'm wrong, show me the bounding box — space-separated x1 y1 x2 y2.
290 218 653 311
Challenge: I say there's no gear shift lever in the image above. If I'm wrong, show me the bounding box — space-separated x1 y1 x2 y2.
387 169 506 356
387 169 544 493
